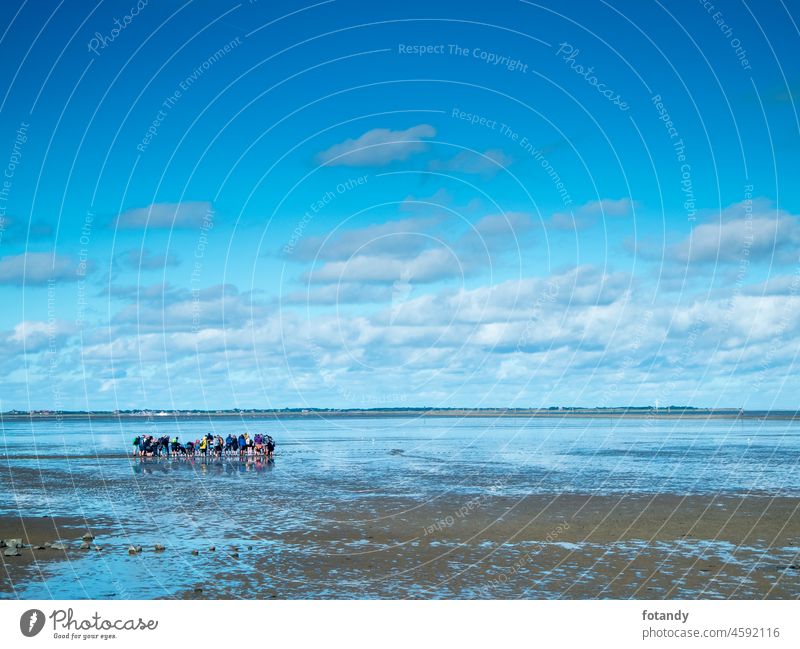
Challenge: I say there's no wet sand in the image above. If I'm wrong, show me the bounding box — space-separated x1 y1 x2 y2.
3 494 798 598
165 494 798 599
0 516 109 595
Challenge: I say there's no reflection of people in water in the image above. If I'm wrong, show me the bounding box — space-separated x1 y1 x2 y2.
131 432 276 460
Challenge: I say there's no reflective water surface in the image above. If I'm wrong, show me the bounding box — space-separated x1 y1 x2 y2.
1 416 798 598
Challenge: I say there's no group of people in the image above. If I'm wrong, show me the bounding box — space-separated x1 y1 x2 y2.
133 432 276 459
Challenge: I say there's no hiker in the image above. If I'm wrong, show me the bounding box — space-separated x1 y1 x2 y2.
133 432 276 460
245 433 254 457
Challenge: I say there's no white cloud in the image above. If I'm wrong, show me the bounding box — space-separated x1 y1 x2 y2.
552 198 635 230
115 201 213 229
286 215 442 262
111 283 267 330
0 252 80 284
283 283 394 305
305 248 457 284
6 319 74 352
429 148 512 176
121 248 181 269
669 199 800 263
316 124 435 167
399 188 453 212
473 212 533 236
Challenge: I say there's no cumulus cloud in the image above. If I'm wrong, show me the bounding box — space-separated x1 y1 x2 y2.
305 248 457 284
115 201 213 229
283 283 394 305
399 188 453 213
429 148 512 177
0 216 53 244
111 282 267 330
0 252 81 284
473 212 533 237
669 199 800 263
551 198 635 230
5 319 75 352
316 124 435 167
286 215 443 262
743 273 800 296
121 248 181 270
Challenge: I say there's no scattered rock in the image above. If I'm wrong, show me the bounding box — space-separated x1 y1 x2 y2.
81 533 94 542
0 540 5 548
128 545 142 555
93 545 102 552
49 542 67 551
194 587 203 593
230 545 239 552
208 546 215 552
191 550 199 556
231 552 239 559
32 545 47 550
79 542 91 550
5 538 23 548
154 544 165 552
3 547 21 557
247 545 253 550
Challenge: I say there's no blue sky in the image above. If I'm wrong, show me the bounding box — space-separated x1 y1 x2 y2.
1 0 799 410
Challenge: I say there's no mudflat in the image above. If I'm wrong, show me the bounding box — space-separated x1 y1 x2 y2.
3 494 798 598
1 516 108 595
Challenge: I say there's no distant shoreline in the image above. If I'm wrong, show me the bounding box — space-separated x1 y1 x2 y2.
2 407 798 421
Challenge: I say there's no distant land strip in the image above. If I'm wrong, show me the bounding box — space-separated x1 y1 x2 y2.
1 407 798 421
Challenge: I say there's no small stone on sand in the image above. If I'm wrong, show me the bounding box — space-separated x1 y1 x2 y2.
154 544 165 552
4 547 21 557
